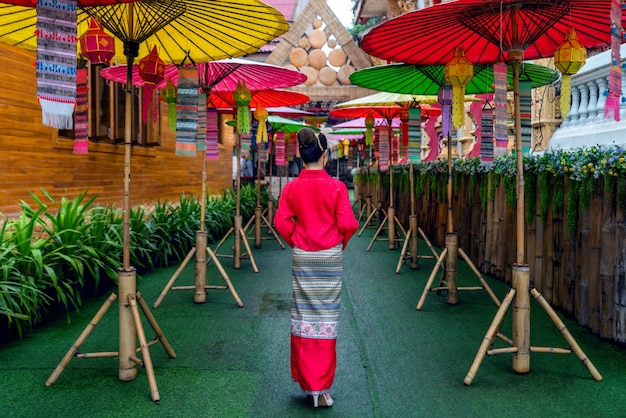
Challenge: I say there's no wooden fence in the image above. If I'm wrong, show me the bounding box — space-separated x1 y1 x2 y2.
354 169 626 345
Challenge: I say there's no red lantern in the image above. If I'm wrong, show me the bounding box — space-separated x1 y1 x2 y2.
79 17 116 65
139 46 165 123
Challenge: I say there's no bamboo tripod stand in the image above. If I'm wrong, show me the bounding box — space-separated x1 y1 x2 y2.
395 162 440 273
243 139 285 249
46 59 175 402
211 128 258 272
361 126 408 251
416 135 501 310
464 58 602 384
153 156 243 309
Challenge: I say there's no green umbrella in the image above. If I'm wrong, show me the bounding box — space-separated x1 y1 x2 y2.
349 62 559 95
227 116 318 133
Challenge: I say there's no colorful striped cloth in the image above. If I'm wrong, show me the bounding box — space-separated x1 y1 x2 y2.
408 107 421 163
290 244 342 395
36 0 77 130
494 62 509 155
205 108 219 161
73 67 88 154
519 80 532 155
176 66 199 157
480 103 494 165
197 93 206 151
275 132 286 166
377 126 390 172
240 133 251 158
605 0 623 121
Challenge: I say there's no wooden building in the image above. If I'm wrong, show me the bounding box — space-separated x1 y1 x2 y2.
0 43 234 217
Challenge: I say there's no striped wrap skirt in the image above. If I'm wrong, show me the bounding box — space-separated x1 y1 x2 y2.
290 244 343 395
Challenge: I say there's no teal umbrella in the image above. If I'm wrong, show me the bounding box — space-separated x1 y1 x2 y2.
349 62 559 95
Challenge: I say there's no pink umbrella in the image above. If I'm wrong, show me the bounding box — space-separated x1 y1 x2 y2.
332 117 402 129
99 58 306 91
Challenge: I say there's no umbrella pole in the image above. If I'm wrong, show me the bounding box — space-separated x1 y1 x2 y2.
465 56 600 384
417 134 500 310
153 154 242 308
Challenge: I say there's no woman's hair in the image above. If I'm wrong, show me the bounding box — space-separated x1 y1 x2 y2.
297 128 327 163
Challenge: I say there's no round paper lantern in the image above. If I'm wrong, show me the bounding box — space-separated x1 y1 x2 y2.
138 46 165 123
308 49 327 69
300 66 318 86
337 64 355 84
309 29 327 49
319 67 337 86
289 47 308 67
328 49 346 67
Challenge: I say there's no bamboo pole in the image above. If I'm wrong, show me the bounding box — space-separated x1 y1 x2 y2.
416 247 448 310
153 247 196 308
512 264 530 373
445 233 458 305
194 231 207 303
118 268 137 381
128 294 159 402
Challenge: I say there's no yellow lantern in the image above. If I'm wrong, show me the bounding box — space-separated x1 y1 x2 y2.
254 106 269 143
445 48 474 129
364 112 375 146
161 77 177 131
341 138 350 156
554 28 587 119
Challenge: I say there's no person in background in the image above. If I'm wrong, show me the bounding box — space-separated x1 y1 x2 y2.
275 128 359 408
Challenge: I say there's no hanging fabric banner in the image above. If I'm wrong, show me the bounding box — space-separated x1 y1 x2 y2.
605 0 623 121
275 132 286 166
423 116 439 162
205 108 219 161
259 141 268 163
285 132 295 162
408 107 422 163
519 80 532 155
480 102 494 165
73 67 88 155
36 0 77 130
197 93 207 151
467 100 483 159
494 62 509 155
176 66 199 157
240 133 252 159
377 126 390 172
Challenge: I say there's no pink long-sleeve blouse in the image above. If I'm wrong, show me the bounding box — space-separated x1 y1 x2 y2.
275 169 358 251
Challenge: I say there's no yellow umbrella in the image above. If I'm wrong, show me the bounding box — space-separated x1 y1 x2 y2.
0 0 289 64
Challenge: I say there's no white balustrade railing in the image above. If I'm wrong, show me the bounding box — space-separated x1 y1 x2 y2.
548 44 626 151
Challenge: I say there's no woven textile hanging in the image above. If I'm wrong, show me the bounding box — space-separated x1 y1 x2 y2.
36 0 77 130
377 126 390 172
605 0 623 121
480 102 494 165
73 67 88 155
285 132 295 162
205 108 219 161
176 66 199 157
408 107 422 163
423 115 438 162
519 80 532 155
467 100 483 159
259 141 268 163
494 62 508 155
275 132 286 166
240 133 252 158
197 93 207 151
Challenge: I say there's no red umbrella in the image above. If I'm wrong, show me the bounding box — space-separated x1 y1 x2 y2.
99 58 306 91
209 89 310 109
361 0 626 65
361 0 612 383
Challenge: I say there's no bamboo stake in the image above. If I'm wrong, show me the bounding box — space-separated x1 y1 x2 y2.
194 231 208 303
512 264 530 373
416 247 448 310
118 268 137 382
128 294 159 402
153 248 196 308
207 247 244 307
458 248 501 307
136 292 176 358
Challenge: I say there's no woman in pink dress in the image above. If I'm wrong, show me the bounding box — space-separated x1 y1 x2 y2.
275 128 359 408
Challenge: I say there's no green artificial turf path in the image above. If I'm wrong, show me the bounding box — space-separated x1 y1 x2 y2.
1 208 626 417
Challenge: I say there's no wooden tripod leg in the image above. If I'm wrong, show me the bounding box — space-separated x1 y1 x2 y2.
153 247 197 308
46 293 118 387
396 232 411 274
366 215 387 251
464 288 516 386
358 208 378 236
530 288 603 381
418 227 440 258
239 227 259 273
416 248 448 310
212 227 234 258
261 215 286 249
207 247 244 307
136 292 176 358
128 294 159 402
458 248 501 307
